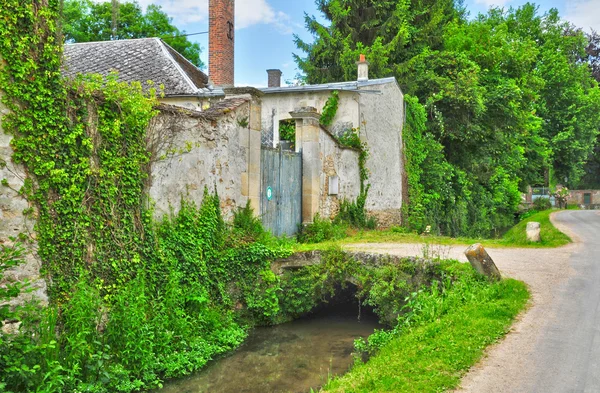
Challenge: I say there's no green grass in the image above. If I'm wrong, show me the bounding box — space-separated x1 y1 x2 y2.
500 209 571 247
322 276 530 393
294 209 571 252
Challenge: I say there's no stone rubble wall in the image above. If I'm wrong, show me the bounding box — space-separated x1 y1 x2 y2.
0 91 48 311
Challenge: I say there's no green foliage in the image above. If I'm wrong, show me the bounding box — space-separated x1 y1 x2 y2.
279 119 296 142
0 2 289 391
533 197 552 211
0 192 290 392
63 0 204 68
232 200 266 242
297 1 600 238
297 214 347 243
320 90 339 127
325 264 530 393
0 242 27 323
501 209 571 247
337 190 377 229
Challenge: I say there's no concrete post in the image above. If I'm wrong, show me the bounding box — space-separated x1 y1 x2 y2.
290 107 321 224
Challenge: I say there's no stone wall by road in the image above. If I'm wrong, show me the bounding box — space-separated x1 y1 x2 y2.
567 190 600 207
260 80 405 228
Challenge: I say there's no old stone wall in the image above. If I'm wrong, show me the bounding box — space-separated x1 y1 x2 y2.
358 81 404 227
148 97 261 219
318 128 361 220
0 90 47 311
567 190 600 207
260 80 405 228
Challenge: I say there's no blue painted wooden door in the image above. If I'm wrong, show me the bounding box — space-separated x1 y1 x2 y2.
260 147 302 236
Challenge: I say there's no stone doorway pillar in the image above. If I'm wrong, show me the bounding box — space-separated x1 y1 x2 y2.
290 107 321 224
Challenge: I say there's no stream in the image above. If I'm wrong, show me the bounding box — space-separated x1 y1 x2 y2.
156 301 381 393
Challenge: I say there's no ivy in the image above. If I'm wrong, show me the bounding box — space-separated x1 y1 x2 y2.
0 2 293 392
336 127 374 228
320 90 339 127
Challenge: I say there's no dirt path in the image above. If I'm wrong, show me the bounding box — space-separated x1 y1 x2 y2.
343 211 582 392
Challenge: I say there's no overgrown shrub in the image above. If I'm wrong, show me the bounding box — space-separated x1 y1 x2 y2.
231 200 265 242
533 197 552 211
297 214 347 243
0 190 290 392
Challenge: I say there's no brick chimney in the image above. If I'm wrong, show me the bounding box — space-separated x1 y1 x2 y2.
267 69 282 87
357 54 369 82
209 0 235 87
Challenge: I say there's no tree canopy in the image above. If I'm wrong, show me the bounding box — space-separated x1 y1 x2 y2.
62 0 204 68
296 1 600 236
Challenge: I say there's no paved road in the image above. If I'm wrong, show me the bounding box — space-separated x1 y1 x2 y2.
522 210 600 393
346 210 600 392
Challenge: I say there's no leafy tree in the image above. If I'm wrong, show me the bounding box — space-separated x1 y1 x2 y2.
62 0 204 68
296 1 600 236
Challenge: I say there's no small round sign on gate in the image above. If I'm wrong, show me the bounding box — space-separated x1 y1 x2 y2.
266 186 273 201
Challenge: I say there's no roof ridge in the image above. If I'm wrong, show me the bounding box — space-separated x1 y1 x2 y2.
156 39 199 93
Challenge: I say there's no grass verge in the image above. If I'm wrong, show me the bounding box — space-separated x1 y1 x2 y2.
294 209 571 252
500 209 571 247
322 263 530 393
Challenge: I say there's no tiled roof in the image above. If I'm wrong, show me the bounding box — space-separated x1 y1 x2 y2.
62 38 210 96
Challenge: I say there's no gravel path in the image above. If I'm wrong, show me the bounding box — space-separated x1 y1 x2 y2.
344 210 590 392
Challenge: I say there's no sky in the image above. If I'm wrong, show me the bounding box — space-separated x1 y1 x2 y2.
125 0 600 87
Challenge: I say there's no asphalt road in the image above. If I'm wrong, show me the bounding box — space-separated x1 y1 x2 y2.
523 210 600 393
346 210 600 392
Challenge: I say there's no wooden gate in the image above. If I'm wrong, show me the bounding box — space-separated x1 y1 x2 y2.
260 147 302 236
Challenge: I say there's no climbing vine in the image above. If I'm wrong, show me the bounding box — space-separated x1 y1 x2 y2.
319 90 339 127
0 2 292 392
337 127 374 228
0 1 161 298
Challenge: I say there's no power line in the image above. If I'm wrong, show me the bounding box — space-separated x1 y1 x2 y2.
161 31 209 39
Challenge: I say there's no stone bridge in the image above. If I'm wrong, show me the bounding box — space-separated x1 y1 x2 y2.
270 250 427 275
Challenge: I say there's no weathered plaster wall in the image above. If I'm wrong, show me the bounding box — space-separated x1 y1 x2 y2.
160 96 214 111
261 90 359 147
319 128 361 220
148 98 261 219
358 81 404 227
0 90 47 314
260 80 405 227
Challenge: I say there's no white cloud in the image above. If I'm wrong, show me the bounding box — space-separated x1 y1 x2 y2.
126 0 293 33
473 0 511 7
564 0 600 32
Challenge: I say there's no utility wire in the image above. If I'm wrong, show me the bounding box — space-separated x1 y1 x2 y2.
161 31 209 39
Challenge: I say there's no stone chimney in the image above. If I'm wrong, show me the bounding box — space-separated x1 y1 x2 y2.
267 69 282 88
209 0 235 87
357 54 369 82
